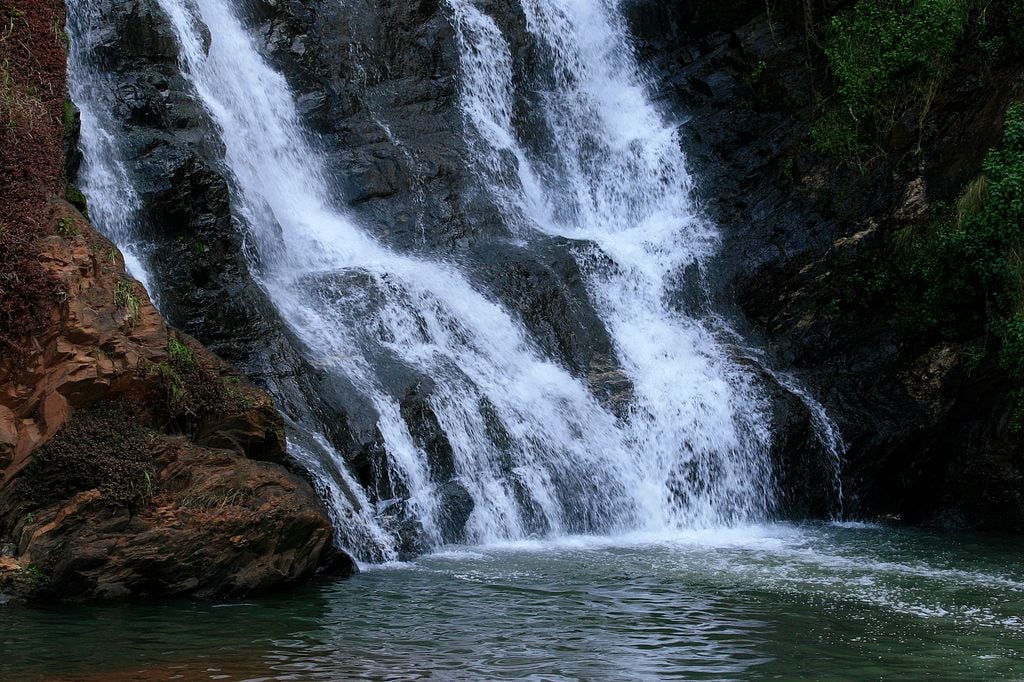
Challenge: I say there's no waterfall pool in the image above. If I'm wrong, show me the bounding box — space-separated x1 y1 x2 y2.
4 522 1023 680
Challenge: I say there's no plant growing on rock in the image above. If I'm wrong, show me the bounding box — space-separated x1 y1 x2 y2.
151 335 256 436
898 102 1024 423
814 0 973 158
18 401 156 511
113 278 140 322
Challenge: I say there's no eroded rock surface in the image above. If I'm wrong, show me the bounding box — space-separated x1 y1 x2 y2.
0 201 341 601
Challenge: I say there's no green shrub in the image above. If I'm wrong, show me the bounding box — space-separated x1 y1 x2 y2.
897 102 1024 422
816 0 973 157
152 335 252 435
167 335 196 368
811 110 867 159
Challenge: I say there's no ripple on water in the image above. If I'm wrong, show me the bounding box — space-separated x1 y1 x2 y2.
2 523 1024 680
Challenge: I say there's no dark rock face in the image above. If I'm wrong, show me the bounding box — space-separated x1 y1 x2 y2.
630 3 1024 530
74 0 634 558
76 0 1024 545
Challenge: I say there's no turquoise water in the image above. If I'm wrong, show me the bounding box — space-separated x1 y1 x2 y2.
3 523 1023 680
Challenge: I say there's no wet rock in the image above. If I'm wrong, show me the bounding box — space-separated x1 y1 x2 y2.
70 0 635 555
0 206 333 601
437 479 474 542
634 4 1024 530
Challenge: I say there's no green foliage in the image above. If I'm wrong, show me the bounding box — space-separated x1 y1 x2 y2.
155 362 187 407
21 564 47 588
748 60 767 85
811 110 867 159
64 184 89 218
780 156 795 178
897 102 1024 423
152 336 254 435
61 97 76 130
55 216 79 238
979 35 1005 61
167 335 196 368
815 0 973 157
113 278 140 323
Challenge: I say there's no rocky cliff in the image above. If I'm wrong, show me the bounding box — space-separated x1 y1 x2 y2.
63 0 1024 541
5 0 1021 606
0 0 342 601
630 0 1024 529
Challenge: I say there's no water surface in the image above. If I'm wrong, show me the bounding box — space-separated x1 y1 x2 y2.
3 522 1023 680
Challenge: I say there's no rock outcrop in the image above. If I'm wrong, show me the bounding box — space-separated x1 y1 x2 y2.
0 202 340 601
76 0 631 555
631 1 1024 530
0 0 343 601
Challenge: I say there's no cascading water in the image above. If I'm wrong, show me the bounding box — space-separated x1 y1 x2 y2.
67 0 815 563
447 0 776 516
64 1 153 295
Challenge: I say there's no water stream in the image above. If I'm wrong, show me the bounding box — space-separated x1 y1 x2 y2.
72 0 798 561
31 0 1024 676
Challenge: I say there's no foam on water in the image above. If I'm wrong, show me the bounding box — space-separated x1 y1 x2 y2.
411 522 1024 632
68 0 842 563
139 0 788 561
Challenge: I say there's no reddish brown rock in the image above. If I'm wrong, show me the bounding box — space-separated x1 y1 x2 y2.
0 205 339 601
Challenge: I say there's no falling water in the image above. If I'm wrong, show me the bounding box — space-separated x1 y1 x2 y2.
64 1 154 295
69 0 800 562
448 1 776 518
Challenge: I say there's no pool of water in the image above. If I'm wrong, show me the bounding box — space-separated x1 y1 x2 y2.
3 522 1023 680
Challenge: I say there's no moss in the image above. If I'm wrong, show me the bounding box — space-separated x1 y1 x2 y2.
64 184 89 218
18 401 155 510
61 97 76 132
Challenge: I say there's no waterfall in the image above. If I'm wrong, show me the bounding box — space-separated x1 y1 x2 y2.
448 1 776 518
69 0 791 563
65 1 154 295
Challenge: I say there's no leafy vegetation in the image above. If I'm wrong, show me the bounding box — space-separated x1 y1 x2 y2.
167 335 196 368
54 215 78 238
152 334 254 435
0 3 64 354
18 401 155 510
896 102 1024 423
113 278 140 322
814 0 973 157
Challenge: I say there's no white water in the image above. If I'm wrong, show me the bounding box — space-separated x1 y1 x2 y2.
448 1 776 514
68 0 836 563
65 1 154 294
